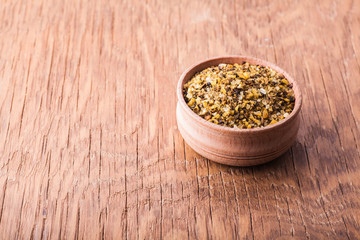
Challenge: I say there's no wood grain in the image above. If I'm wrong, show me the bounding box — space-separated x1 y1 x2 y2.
0 0 359 239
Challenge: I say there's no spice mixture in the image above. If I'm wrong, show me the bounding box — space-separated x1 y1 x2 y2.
183 62 295 129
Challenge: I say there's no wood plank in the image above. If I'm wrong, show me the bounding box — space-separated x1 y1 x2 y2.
0 0 359 238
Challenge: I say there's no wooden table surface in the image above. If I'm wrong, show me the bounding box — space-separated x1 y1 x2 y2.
1 0 360 239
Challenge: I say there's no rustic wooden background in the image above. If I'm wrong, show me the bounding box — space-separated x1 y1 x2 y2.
0 0 359 239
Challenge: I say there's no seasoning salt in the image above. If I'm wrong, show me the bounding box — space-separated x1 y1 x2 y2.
183 62 296 129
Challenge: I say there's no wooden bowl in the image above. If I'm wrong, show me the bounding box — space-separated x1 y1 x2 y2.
176 56 302 166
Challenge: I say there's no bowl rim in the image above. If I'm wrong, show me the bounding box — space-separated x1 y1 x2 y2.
177 55 303 133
